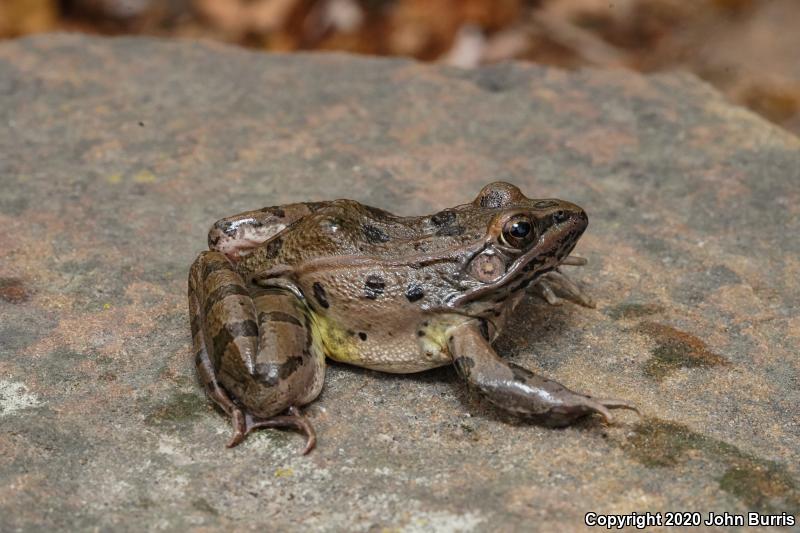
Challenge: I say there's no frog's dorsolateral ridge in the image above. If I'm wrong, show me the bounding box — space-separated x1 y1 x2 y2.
188 182 638 452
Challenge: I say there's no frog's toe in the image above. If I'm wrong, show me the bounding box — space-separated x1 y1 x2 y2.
287 406 317 455
577 397 615 424
226 408 249 448
595 398 641 416
530 269 595 308
568 396 640 425
548 394 640 426
226 407 317 454
561 255 588 266
538 280 564 306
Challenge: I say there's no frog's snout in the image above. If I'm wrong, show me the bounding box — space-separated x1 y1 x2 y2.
570 206 588 234
561 205 588 240
532 202 588 267
542 202 587 238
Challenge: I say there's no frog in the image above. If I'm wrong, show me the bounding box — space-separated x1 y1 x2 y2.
188 181 637 453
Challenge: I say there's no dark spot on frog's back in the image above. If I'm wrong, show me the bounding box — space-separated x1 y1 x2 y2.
430 209 456 227
312 282 329 308
264 237 283 259
364 275 385 299
363 224 390 243
435 225 465 237
405 284 424 302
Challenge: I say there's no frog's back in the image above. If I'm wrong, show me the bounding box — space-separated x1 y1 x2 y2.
282 200 490 262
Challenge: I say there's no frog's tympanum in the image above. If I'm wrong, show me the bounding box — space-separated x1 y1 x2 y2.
188 182 637 452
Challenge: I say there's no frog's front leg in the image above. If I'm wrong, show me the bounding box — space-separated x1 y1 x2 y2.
447 322 637 426
189 251 325 452
530 258 595 308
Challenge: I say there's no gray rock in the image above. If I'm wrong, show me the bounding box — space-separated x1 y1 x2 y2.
0 35 798 531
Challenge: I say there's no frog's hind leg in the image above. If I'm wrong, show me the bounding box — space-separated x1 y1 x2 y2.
226 287 325 451
189 255 244 428
189 251 325 452
447 322 638 426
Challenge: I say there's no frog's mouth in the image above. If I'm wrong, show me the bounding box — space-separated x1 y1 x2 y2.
446 214 586 308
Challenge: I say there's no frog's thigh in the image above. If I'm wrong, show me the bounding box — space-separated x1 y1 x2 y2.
189 251 324 420
446 322 636 426
250 288 326 410
190 251 252 418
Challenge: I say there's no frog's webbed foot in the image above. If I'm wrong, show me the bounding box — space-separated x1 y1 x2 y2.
228 406 317 454
530 258 595 308
448 323 639 426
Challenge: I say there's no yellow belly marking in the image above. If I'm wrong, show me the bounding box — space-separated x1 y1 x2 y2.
309 314 361 364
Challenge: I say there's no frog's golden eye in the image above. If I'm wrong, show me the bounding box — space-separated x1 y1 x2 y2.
500 215 536 248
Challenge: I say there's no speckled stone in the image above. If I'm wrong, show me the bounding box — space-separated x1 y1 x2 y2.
0 35 798 532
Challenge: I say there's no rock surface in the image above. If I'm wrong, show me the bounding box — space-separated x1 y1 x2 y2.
1 35 798 531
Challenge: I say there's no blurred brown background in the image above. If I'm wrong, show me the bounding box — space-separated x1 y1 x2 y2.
2 0 798 135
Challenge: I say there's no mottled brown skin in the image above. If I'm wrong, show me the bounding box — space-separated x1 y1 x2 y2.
188 182 637 451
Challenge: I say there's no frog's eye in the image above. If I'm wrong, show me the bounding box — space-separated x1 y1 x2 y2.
500 215 536 248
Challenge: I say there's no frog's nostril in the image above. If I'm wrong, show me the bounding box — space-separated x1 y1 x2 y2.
553 211 569 224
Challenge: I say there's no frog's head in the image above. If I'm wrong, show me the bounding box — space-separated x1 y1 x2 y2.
446 181 588 309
